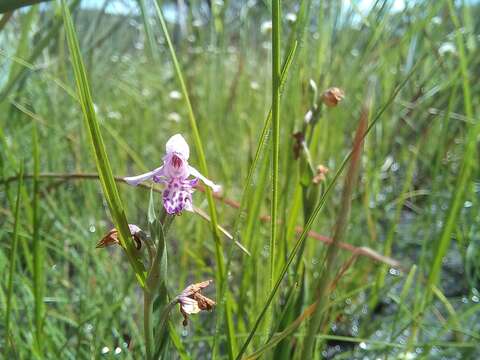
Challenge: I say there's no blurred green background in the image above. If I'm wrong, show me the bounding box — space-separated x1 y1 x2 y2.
1 0 479 359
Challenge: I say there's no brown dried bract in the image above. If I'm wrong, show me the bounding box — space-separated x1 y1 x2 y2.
96 228 120 248
322 87 344 107
96 224 143 250
292 131 305 160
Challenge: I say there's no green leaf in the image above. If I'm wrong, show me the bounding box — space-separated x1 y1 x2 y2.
148 187 157 224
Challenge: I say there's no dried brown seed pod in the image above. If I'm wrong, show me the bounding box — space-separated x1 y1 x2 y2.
322 87 344 107
292 131 305 160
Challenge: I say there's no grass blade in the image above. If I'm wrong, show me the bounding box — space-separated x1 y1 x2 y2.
5 162 23 355
32 123 44 355
61 0 146 286
6 5 37 88
425 0 478 298
269 0 281 301
389 265 417 344
137 0 157 61
233 34 298 244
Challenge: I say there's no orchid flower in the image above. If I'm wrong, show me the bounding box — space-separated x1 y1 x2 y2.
125 134 220 215
177 280 215 326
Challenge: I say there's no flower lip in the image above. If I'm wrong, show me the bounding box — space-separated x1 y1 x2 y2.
171 154 183 168
163 152 189 179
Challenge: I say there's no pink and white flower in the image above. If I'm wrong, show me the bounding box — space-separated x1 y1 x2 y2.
125 134 220 215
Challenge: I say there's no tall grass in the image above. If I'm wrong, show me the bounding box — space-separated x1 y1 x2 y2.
1 1 479 359
32 122 44 356
61 0 146 286
5 162 23 357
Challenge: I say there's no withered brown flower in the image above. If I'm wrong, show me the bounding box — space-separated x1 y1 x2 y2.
322 87 344 107
292 131 305 160
177 280 216 326
96 224 144 250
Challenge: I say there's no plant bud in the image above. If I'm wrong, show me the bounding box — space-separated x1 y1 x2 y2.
322 87 344 107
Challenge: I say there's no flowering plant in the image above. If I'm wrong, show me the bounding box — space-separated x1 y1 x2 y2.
125 134 220 215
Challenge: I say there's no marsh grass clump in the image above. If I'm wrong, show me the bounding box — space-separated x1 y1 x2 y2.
1 1 480 359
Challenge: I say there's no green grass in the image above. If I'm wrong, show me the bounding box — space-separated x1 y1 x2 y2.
62 0 146 286
1 1 480 359
5 161 23 357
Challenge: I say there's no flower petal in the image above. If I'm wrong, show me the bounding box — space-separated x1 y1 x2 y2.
128 224 142 235
180 297 201 314
166 134 190 160
124 166 164 186
188 166 221 192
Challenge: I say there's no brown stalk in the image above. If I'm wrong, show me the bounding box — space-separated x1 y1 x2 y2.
1 170 403 270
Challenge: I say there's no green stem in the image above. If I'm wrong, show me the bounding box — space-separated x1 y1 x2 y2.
270 0 281 295
265 0 281 340
5 163 23 354
144 290 153 360
32 123 44 356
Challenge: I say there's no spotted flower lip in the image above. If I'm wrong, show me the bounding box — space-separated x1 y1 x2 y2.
125 134 221 215
177 280 215 326
96 224 144 249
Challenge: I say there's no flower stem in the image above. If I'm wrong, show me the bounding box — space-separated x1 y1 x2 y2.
153 2 236 358
144 289 153 360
